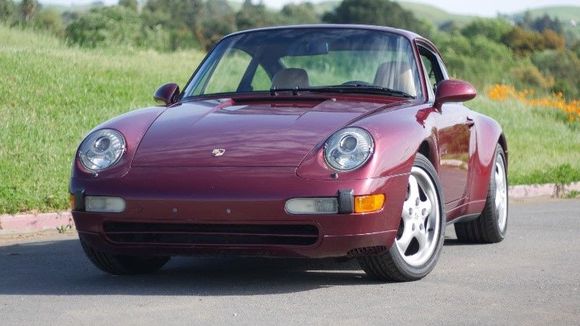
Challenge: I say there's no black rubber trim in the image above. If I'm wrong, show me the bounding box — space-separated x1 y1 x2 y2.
338 189 354 214
74 189 85 211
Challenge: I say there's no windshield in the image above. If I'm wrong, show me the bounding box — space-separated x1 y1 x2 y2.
183 28 423 99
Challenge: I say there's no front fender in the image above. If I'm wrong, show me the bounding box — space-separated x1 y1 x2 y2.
71 106 165 181
297 105 435 181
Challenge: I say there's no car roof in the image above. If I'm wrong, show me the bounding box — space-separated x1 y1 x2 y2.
225 24 424 41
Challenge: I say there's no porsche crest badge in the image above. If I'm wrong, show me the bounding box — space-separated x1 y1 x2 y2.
211 148 226 157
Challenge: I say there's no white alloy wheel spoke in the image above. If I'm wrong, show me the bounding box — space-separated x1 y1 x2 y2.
494 155 508 232
402 200 414 223
415 229 428 250
397 225 415 254
418 199 432 221
408 175 420 203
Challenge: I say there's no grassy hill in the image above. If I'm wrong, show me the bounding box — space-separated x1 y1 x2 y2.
0 26 202 214
398 1 477 27
0 26 578 214
520 6 580 22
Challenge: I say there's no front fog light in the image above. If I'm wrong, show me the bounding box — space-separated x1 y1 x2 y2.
285 198 338 215
85 196 126 213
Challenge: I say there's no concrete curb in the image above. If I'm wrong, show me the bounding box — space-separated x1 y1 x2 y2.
1 182 578 234
509 182 580 199
0 211 73 234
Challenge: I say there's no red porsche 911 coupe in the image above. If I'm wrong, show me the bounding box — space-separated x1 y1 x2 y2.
70 25 508 282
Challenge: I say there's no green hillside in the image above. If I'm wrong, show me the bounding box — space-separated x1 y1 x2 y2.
521 6 580 22
0 26 578 214
310 1 477 26
398 1 477 27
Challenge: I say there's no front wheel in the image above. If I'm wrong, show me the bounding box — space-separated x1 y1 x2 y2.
80 238 170 275
358 153 445 282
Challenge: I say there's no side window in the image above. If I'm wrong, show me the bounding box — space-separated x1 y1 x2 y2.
418 46 444 98
251 65 271 91
205 48 252 94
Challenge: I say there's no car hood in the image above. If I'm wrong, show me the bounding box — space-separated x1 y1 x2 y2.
132 96 402 167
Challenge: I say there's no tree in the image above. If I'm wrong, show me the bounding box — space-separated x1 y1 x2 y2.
34 8 64 37
195 0 237 50
142 0 204 49
461 18 512 43
19 0 38 23
323 0 431 36
532 49 580 98
501 26 546 55
236 0 281 30
280 2 320 24
65 6 147 48
518 12 563 34
439 20 461 33
541 29 565 50
501 23 567 55
119 0 138 12
0 0 15 23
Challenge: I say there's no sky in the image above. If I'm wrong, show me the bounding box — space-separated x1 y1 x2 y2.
41 0 580 17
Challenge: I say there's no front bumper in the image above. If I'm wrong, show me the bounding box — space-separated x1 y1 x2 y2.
71 167 408 258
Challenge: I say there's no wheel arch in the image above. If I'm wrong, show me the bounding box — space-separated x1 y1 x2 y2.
467 114 507 204
498 132 508 173
417 138 439 171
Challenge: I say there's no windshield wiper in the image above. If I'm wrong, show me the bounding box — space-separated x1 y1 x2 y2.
323 85 416 98
269 85 415 99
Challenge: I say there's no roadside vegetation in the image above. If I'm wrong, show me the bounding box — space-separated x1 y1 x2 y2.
0 0 579 213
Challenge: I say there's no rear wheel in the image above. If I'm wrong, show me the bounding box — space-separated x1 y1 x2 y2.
455 144 508 243
358 154 445 282
80 238 170 275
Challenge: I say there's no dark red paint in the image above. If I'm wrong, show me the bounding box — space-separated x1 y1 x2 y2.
434 79 477 110
70 25 506 258
154 83 180 106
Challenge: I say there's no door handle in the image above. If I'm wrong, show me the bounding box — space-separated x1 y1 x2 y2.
465 117 475 128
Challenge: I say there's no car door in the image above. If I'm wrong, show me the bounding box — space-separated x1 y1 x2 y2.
418 46 472 207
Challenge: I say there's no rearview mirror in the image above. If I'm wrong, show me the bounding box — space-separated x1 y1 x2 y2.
434 79 476 110
154 83 180 106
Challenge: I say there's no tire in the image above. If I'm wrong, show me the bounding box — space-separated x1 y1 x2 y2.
358 153 445 282
455 144 508 243
80 238 170 275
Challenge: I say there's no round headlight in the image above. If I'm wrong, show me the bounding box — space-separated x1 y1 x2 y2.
78 129 126 172
324 127 374 171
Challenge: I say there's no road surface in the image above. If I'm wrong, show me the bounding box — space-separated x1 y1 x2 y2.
0 199 579 325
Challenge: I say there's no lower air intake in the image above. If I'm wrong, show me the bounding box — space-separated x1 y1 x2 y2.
103 222 319 246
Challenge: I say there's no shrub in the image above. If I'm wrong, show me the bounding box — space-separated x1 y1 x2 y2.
434 32 517 87
531 49 580 99
65 6 170 50
461 18 512 43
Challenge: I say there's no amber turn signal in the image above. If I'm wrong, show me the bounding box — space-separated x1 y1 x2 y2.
69 194 76 210
354 194 385 213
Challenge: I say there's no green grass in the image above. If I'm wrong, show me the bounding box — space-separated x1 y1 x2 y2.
469 96 580 185
0 26 578 214
0 26 203 214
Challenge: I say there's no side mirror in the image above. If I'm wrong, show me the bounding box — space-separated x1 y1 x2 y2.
434 79 476 110
154 83 180 106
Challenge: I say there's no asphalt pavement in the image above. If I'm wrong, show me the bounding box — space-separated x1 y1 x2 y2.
0 199 578 325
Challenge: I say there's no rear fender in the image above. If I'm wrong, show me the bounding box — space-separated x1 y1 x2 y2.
466 113 506 204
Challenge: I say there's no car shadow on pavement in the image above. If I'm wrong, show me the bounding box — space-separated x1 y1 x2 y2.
0 231 485 296
0 239 380 297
